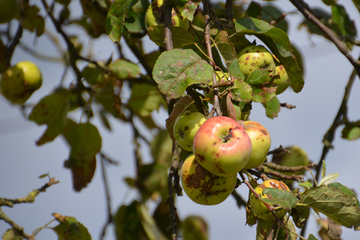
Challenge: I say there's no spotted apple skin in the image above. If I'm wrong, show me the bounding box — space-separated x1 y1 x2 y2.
173 111 207 151
238 45 276 76
274 65 290 95
181 154 237 205
250 180 290 220
244 121 271 169
193 116 252 177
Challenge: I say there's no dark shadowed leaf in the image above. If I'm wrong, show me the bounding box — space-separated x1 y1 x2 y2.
28 89 71 145
62 120 102 192
52 213 91 240
298 185 360 229
215 30 237 68
21 2 45 36
153 49 213 99
114 201 143 240
235 17 304 93
0 39 6 74
166 95 195 140
2 228 23 240
151 129 172 166
341 122 360 141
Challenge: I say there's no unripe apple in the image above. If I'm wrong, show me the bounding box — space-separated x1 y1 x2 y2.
145 0 189 31
1 61 42 104
182 215 208 240
174 111 207 151
244 121 271 169
249 179 290 220
238 45 276 76
193 116 252 177
181 154 237 205
0 0 18 24
271 145 310 179
274 65 289 95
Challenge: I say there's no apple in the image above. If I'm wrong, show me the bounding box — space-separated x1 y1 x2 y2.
243 121 271 169
249 179 290 220
1 61 42 104
271 146 310 184
191 8 206 30
193 116 252 177
274 65 290 95
0 0 18 24
182 215 208 240
181 154 237 205
238 45 276 76
145 0 189 31
204 71 230 104
173 111 207 151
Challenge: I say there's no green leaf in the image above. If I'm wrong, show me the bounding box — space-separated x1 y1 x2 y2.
137 163 169 200
229 80 253 102
114 201 144 240
21 2 45 36
127 83 166 117
28 89 71 146
234 17 304 93
108 59 141 79
0 39 6 74
150 129 172 166
138 203 167 240
329 182 360 206
353 0 360 13
341 122 360 141
291 205 310 228
124 0 148 33
263 96 280 119
298 185 360 229
2 228 23 240
165 95 195 140
215 30 237 68
331 4 357 39
299 182 313 188
106 0 139 42
153 49 213 99
319 173 339 186
52 213 91 240
322 160 326 179
148 26 196 48
228 58 245 81
81 64 104 85
262 188 298 211
62 120 102 192
246 69 272 85
176 1 199 21
252 85 276 103
308 234 319 240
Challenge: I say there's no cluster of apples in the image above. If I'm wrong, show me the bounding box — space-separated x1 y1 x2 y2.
1 61 42 104
174 112 272 205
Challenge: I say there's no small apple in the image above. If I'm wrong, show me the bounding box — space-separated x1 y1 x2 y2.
238 45 276 76
0 0 18 24
145 0 189 31
1 61 42 104
173 111 207 151
271 146 310 181
243 121 271 169
181 154 237 205
193 116 252 177
182 215 208 240
249 179 290 220
274 65 290 95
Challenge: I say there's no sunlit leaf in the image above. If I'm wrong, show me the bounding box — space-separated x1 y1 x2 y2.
229 80 253 102
262 188 298 211
319 173 339 186
108 59 141 79
153 49 213 99
176 1 199 21
252 85 276 103
2 228 23 240
263 96 280 119
341 122 360 141
329 182 360 206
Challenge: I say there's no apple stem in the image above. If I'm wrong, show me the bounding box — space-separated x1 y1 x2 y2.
239 171 285 226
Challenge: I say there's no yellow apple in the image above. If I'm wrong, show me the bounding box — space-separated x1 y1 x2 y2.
274 65 290 95
238 45 276 76
244 121 271 169
181 154 237 205
249 179 290 220
1 61 42 104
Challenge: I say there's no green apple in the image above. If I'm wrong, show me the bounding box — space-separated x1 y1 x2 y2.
182 215 208 240
193 116 252 177
238 45 276 76
249 179 290 220
192 8 206 30
271 146 310 184
274 65 290 95
145 0 189 31
244 121 271 169
0 0 18 24
181 154 237 205
1 61 42 104
174 111 207 151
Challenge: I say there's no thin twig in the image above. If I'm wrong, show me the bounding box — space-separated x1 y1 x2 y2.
99 155 113 240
